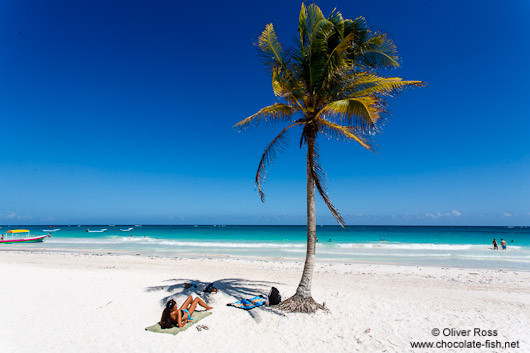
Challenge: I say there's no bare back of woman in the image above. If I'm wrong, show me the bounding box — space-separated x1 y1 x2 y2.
161 296 212 328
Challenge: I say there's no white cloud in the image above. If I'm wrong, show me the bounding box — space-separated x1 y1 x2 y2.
0 211 17 219
0 211 33 220
17 215 33 220
425 210 461 219
503 213 512 217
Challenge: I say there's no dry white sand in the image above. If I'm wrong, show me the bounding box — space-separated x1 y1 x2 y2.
1 251 529 353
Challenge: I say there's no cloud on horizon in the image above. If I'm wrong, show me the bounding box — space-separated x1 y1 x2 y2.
0 211 33 221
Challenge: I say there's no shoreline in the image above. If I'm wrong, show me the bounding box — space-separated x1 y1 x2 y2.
0 248 530 273
2 247 529 272
1 251 529 352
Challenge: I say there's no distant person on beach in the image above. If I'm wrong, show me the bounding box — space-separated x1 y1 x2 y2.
160 296 212 329
48 232 51 238
501 239 507 250
493 238 498 250
1 234 3 240
329 238 332 242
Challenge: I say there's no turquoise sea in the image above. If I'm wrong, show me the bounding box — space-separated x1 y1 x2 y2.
1 225 529 270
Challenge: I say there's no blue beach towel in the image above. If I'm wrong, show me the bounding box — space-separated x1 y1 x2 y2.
227 295 268 310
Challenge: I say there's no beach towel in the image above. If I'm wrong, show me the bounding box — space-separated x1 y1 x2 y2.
145 311 212 335
227 295 268 310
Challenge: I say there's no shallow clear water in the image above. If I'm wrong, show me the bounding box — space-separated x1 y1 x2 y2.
1 225 529 270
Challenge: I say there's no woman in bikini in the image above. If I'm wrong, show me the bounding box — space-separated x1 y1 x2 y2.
160 296 212 329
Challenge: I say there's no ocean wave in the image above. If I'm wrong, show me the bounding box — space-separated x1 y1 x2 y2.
157 240 306 248
45 238 526 252
50 237 307 249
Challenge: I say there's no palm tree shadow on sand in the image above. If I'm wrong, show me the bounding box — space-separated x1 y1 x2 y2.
146 278 286 320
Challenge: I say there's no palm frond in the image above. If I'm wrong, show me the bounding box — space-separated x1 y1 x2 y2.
317 117 374 150
345 17 369 47
298 3 309 46
255 122 303 201
271 66 306 110
258 24 289 72
307 3 326 32
327 8 344 37
354 33 399 69
296 3 329 90
308 19 335 88
317 32 355 94
308 142 345 227
319 97 384 132
346 74 426 97
234 103 297 130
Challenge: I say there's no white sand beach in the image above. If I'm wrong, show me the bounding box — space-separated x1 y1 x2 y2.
1 251 529 353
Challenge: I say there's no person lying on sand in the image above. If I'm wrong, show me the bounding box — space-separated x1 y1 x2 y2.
160 296 212 329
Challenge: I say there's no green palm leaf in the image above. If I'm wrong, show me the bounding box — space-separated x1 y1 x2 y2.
354 33 399 69
308 19 335 88
347 74 426 97
317 117 373 150
319 97 383 131
258 24 288 72
255 122 302 201
234 103 297 130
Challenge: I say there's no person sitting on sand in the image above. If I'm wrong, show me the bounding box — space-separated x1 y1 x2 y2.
493 238 498 250
501 239 507 250
160 296 212 329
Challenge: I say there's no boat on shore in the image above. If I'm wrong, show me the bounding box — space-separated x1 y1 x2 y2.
86 229 108 233
1 229 47 244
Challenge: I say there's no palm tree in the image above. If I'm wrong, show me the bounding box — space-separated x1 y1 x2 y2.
235 3 425 313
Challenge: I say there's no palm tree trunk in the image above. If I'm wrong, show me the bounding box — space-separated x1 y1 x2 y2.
295 136 317 298
276 136 324 313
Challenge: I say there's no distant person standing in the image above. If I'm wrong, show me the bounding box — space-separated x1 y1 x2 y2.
48 232 51 238
501 239 507 250
493 238 498 250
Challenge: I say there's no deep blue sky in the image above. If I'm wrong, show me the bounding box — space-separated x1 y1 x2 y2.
1 0 529 225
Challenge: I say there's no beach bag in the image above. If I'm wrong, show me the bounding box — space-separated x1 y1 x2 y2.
203 282 218 293
268 287 281 306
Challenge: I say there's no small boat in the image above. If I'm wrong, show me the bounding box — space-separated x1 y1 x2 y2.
120 228 133 232
86 229 108 233
42 228 61 232
1 229 47 244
